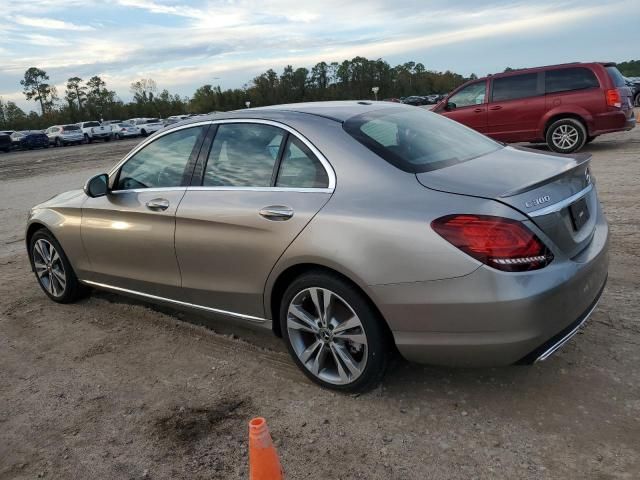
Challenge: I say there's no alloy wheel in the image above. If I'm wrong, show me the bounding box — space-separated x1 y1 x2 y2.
551 124 579 150
286 287 368 385
32 239 67 297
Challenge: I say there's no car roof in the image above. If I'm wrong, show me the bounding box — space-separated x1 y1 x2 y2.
172 101 412 126
469 62 616 83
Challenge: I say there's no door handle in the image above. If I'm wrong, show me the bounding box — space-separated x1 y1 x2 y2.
145 198 170 211
489 105 502 110
474 108 484 113
259 206 294 221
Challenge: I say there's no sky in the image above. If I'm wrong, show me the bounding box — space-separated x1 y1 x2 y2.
0 0 638 112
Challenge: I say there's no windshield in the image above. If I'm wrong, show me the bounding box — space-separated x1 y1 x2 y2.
343 107 502 173
84 121 100 127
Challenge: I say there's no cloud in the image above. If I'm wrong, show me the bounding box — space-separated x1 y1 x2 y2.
0 0 636 111
11 15 95 31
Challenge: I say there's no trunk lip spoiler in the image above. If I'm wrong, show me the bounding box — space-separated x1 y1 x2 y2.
499 151 591 198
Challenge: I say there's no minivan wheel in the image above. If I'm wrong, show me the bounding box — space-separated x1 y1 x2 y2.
546 118 586 153
280 272 389 392
634 93 640 107
29 229 87 303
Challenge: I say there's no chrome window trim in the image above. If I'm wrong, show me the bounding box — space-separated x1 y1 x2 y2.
80 279 268 323
186 186 333 194
110 186 186 194
528 184 593 217
108 118 336 191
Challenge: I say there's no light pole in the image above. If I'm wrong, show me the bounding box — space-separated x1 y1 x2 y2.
371 86 379 101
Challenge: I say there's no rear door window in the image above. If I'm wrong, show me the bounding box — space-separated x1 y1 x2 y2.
545 67 600 93
275 136 329 188
491 73 539 102
202 123 284 187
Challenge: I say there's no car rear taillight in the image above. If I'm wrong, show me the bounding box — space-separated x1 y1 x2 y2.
605 89 621 108
431 215 553 272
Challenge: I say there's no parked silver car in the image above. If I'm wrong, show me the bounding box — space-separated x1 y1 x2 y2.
25 102 609 392
111 123 139 139
45 124 84 146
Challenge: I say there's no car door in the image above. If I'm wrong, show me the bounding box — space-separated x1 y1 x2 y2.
487 72 546 142
174 120 334 319
437 80 489 133
81 124 208 297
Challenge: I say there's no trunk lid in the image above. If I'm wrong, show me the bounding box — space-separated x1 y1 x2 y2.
417 145 596 258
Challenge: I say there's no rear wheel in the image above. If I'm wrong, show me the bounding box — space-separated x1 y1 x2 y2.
115 133 121 140
280 271 390 392
141 129 147 136
29 229 87 303
634 93 640 107
54 138 61 147
546 118 586 154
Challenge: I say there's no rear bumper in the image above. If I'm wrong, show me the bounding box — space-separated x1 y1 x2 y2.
591 109 636 136
370 214 609 367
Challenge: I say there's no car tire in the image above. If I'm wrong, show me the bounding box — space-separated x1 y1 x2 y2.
635 93 640 107
115 133 121 140
141 129 147 136
28 228 89 304
55 138 61 147
546 118 587 154
280 271 390 393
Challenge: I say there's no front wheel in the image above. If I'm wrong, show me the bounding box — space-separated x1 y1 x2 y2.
546 118 587 154
634 93 640 107
29 229 87 303
280 272 390 392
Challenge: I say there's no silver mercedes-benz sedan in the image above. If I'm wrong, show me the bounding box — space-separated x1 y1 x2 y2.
26 101 609 392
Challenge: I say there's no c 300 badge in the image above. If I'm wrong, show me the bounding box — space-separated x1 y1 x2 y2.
525 195 551 209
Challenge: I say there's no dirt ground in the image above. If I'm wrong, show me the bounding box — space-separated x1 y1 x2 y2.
1 124 639 480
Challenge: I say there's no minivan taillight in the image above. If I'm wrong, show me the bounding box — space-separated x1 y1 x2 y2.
605 89 621 108
431 215 553 272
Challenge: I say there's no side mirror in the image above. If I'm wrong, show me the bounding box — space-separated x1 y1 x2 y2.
445 102 457 111
84 173 109 198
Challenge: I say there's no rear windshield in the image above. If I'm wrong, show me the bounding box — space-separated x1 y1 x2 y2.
606 66 626 88
63 125 80 130
84 121 100 127
146 118 160 123
343 107 502 173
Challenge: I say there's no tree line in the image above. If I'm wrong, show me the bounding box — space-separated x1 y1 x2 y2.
2 57 637 131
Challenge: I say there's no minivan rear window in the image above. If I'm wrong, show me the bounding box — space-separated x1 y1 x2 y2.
63 125 80 130
343 107 502 173
605 66 626 88
545 67 599 94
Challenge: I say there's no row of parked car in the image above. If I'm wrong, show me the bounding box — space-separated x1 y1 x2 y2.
0 114 217 152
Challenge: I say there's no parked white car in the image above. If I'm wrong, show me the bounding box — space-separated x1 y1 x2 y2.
78 121 111 143
45 124 84 147
127 118 163 136
111 123 139 139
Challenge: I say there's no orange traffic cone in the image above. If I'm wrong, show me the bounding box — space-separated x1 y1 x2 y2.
249 417 284 480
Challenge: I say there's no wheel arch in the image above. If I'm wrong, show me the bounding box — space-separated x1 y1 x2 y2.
541 110 591 137
266 262 392 341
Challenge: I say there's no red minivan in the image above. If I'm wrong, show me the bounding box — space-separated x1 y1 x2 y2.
434 62 636 153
